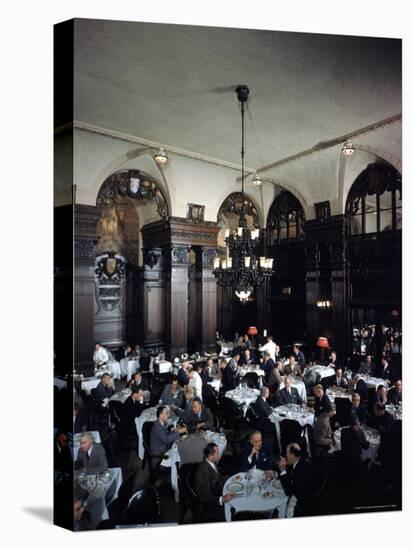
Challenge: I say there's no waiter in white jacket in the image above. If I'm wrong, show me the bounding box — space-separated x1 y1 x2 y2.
93 342 109 368
259 335 277 360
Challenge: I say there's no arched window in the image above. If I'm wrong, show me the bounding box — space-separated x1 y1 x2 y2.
266 191 305 245
346 163 401 236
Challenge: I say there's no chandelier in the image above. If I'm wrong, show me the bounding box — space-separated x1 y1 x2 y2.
213 85 274 302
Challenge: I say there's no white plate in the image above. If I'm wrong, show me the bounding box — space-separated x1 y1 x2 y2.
227 481 244 493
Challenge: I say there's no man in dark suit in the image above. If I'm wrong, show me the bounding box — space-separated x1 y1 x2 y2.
93 373 115 402
276 375 303 406
149 406 187 468
183 397 214 431
378 357 396 385
350 393 367 424
278 443 316 517
239 348 254 366
254 386 273 418
351 375 369 402
159 378 184 407
227 352 240 373
387 379 402 405
220 358 235 392
120 387 145 438
313 384 332 417
74 432 108 474
261 351 276 381
358 355 376 376
177 360 190 387
283 355 303 378
195 443 235 522
329 350 342 371
240 430 275 472
333 367 348 389
54 431 72 474
293 344 306 367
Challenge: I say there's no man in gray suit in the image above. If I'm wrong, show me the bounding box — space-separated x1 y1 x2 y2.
183 397 214 431
150 406 187 468
313 406 335 458
74 432 108 474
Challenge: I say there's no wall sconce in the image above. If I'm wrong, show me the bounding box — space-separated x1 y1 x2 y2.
317 300 332 309
282 287 292 295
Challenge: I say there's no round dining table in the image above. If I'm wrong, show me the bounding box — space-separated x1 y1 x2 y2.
223 469 289 521
332 426 381 462
270 404 315 453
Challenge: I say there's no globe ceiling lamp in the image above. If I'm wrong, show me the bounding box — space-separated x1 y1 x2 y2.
252 172 263 186
213 85 274 303
341 139 355 156
154 147 168 165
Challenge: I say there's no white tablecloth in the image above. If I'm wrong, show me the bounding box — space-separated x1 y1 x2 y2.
218 341 234 355
306 365 336 380
120 358 140 381
270 404 314 452
326 388 351 403
81 467 122 528
107 360 121 380
358 375 389 389
135 407 177 460
208 379 221 392
280 377 307 402
168 431 227 502
53 376 67 391
73 431 101 460
385 403 402 420
80 377 110 395
108 388 132 404
238 366 266 388
155 360 172 375
332 426 381 462
223 470 288 521
225 387 260 416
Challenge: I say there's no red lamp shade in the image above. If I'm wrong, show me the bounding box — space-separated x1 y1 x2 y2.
316 337 329 349
247 326 258 336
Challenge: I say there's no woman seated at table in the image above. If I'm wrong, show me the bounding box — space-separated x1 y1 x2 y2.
239 430 276 473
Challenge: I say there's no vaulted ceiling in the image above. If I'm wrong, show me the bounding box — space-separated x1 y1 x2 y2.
71 18 402 203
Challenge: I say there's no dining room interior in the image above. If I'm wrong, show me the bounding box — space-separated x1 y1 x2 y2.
53 18 402 530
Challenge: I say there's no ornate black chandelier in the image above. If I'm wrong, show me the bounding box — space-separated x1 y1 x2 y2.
213 85 274 302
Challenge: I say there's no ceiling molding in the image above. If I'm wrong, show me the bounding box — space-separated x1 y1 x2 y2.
55 120 257 174
251 113 401 176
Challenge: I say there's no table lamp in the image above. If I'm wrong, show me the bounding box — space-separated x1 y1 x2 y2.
316 336 329 362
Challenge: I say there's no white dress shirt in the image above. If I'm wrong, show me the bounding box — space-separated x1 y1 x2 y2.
93 346 109 366
259 340 277 360
189 371 203 398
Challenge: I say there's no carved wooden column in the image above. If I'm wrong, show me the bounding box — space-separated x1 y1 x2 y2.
195 247 218 354
140 248 166 355
329 217 349 355
164 245 190 357
74 204 100 367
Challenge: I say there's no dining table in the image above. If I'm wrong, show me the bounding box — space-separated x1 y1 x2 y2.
332 426 381 462
135 407 178 460
77 467 122 528
120 358 140 381
222 469 289 521
326 387 351 403
270 404 315 453
225 387 260 416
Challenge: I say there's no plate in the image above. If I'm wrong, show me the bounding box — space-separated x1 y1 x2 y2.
227 481 244 493
262 492 274 499
234 475 242 481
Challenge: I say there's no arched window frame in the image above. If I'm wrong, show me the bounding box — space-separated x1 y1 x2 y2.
266 191 305 245
346 163 401 236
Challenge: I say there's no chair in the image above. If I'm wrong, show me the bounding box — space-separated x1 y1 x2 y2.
218 397 244 430
240 372 260 389
122 487 164 525
335 397 352 427
178 462 200 523
141 421 169 484
279 419 304 455
108 400 123 430
107 469 137 520
304 423 316 459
